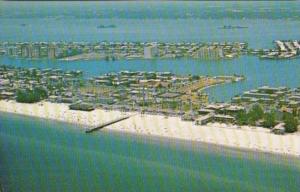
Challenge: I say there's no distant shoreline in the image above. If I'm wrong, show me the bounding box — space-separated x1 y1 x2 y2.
3 0 297 1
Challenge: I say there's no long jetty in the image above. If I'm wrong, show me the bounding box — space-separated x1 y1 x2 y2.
85 115 131 133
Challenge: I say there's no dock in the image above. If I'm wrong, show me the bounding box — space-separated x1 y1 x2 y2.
85 115 131 133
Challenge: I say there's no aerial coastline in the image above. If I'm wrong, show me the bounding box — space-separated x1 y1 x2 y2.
1 1 300 191
0 65 299 157
0 100 299 157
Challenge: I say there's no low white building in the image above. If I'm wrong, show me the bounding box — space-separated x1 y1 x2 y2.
144 44 159 59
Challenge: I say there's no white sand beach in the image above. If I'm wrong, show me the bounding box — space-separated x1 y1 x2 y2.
1 100 299 157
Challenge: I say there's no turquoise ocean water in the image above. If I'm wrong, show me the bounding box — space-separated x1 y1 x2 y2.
1 1 300 191
1 112 299 192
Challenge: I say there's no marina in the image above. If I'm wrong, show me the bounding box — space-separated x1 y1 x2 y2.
258 40 300 59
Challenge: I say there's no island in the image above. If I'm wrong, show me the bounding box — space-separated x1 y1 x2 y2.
0 65 245 112
1 40 299 61
0 41 248 61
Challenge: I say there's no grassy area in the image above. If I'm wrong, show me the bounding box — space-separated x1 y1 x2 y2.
177 78 224 93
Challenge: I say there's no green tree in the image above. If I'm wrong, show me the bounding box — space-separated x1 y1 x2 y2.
16 90 38 103
262 111 277 128
16 87 48 103
25 70 30 76
283 113 298 133
236 111 248 125
31 69 37 78
247 104 264 123
258 49 264 55
247 116 257 126
192 75 200 81
34 87 48 99
292 108 298 117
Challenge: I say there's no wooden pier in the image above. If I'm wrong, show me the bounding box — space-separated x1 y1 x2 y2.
85 115 131 133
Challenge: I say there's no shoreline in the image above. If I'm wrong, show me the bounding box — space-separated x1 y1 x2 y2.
1 110 298 160
0 100 299 157
105 128 300 161
2 109 298 160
